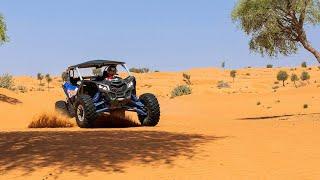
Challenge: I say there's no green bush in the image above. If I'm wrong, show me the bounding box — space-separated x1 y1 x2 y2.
171 85 192 98
45 74 53 90
0 73 14 89
266 64 273 68
291 73 299 88
300 71 310 82
230 70 237 82
37 73 44 85
129 67 150 73
277 70 288 86
301 61 307 68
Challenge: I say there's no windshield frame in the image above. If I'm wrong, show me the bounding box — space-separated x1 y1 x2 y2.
69 64 131 80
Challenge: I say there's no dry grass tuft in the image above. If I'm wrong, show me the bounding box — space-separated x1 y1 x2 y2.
28 112 74 128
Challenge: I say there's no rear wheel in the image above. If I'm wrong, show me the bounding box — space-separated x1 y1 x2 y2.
138 93 160 126
75 95 98 128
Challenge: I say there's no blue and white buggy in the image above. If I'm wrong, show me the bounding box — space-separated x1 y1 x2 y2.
55 60 160 128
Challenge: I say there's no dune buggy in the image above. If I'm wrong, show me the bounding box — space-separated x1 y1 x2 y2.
55 60 160 128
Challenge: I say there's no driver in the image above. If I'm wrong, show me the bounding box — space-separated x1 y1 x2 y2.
103 65 118 80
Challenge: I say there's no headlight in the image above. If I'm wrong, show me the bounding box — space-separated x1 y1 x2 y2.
127 81 134 88
98 84 110 91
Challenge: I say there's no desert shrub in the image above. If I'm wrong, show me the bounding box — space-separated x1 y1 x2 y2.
272 86 279 89
217 80 230 89
303 104 308 109
257 101 261 105
154 70 160 72
17 85 28 93
0 73 14 89
28 112 74 128
37 73 44 86
274 81 279 84
61 71 68 81
291 73 299 88
221 61 226 69
129 67 150 73
183 73 191 85
308 67 312 70
246 73 250 76
277 70 288 86
266 64 273 68
45 74 52 90
171 85 192 98
300 71 310 82
301 61 307 68
230 70 237 82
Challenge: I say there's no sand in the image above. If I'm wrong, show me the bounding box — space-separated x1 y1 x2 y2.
1 67 320 179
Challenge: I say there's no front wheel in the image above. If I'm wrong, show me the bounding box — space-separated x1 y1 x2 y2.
75 95 98 128
138 93 160 126
55 101 69 116
55 100 76 118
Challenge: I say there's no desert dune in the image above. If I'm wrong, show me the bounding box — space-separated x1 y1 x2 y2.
1 67 320 179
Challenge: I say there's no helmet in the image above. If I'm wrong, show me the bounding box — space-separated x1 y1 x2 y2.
103 65 117 77
107 65 117 74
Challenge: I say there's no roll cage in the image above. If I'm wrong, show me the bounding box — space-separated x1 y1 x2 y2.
67 60 131 80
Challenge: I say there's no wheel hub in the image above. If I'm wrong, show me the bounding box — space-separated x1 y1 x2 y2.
77 105 85 122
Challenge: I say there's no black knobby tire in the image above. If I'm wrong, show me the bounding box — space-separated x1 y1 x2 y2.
55 101 70 116
138 93 160 126
75 95 98 128
66 100 76 118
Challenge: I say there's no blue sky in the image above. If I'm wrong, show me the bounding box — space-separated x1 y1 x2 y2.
0 0 319 75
